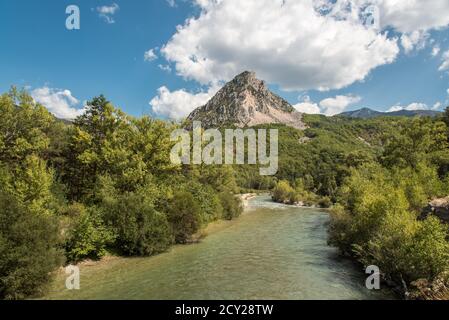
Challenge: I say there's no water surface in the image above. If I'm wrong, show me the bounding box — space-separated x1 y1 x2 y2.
47 196 392 300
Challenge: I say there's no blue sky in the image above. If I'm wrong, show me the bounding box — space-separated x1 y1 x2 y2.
1 0 449 119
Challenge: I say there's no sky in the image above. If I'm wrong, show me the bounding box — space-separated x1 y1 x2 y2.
1 0 449 119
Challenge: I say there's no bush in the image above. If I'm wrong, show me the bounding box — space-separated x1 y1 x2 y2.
167 192 201 244
272 180 295 203
102 191 172 256
318 196 333 208
64 204 115 263
219 192 243 220
0 191 63 300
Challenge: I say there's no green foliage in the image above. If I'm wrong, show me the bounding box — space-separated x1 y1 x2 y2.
219 192 243 220
99 185 172 256
329 161 449 286
64 204 115 263
382 117 449 170
0 88 54 165
167 192 201 244
272 180 295 203
272 179 329 207
0 191 63 300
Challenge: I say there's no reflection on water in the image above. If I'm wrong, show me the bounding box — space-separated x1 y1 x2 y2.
46 196 393 300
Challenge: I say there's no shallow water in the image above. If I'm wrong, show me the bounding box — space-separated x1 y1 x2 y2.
46 196 392 300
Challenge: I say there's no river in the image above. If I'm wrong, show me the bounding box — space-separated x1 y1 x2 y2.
46 196 392 300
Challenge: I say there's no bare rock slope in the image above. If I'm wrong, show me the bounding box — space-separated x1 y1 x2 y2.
188 71 305 129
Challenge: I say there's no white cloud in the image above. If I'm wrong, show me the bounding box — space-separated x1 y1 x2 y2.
439 50 449 71
433 102 442 110
447 89 449 95
144 49 158 62
293 102 321 114
432 45 441 57
31 87 85 120
161 0 399 91
319 95 362 116
400 31 429 54
293 96 321 114
387 102 429 113
158 64 172 73
294 94 361 116
97 3 119 24
160 0 449 91
149 85 219 120
370 0 449 34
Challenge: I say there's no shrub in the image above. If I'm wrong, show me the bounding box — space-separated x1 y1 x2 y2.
219 192 243 220
167 192 201 244
0 191 63 300
64 205 115 263
272 180 295 203
102 191 172 256
318 196 333 208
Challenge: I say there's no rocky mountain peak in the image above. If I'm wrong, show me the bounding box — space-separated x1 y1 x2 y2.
187 71 305 129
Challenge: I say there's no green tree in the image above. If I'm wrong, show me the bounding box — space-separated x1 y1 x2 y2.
219 191 243 220
64 204 115 262
167 192 201 244
100 186 172 256
0 191 63 300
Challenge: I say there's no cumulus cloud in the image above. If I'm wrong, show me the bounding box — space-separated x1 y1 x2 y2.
159 0 449 92
293 94 361 116
370 0 449 33
144 48 158 62
293 96 321 114
387 102 436 113
149 85 219 120
97 3 119 24
319 95 362 116
31 87 85 120
161 0 399 91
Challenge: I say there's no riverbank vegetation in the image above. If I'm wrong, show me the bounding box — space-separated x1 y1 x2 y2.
0 88 242 299
327 116 449 299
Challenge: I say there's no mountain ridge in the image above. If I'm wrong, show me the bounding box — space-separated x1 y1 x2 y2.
338 107 441 119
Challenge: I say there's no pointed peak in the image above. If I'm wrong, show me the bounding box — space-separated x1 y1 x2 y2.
230 71 266 90
235 70 256 80
188 71 305 130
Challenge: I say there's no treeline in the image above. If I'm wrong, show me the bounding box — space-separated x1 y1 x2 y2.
0 89 242 300
328 115 449 298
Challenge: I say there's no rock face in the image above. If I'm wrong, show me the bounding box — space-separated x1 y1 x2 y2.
187 71 305 129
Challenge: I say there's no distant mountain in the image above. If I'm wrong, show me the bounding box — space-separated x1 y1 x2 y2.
187 71 305 129
338 107 441 119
